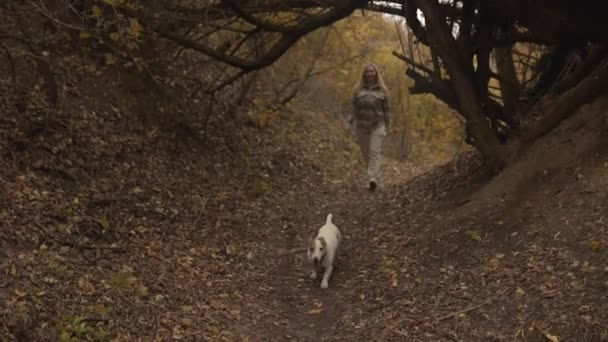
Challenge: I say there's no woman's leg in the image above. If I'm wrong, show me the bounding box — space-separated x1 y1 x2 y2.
356 128 371 168
368 124 386 186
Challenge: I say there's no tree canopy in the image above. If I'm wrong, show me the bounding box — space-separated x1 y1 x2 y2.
4 0 608 170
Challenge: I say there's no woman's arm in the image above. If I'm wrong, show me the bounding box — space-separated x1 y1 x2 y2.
348 95 358 126
382 96 391 129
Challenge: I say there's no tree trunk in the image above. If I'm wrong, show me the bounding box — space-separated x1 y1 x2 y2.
525 60 608 141
417 0 506 170
552 45 608 94
526 44 573 97
495 45 521 121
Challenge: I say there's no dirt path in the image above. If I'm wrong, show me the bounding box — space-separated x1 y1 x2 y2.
267 185 375 340
230 171 415 341
231 147 608 342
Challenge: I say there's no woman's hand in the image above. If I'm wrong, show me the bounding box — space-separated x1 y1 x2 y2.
385 124 392 135
343 121 354 135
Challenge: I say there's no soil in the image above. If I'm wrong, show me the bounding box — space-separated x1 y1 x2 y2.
2 80 608 341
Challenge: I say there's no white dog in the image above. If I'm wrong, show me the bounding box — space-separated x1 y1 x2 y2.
307 213 341 289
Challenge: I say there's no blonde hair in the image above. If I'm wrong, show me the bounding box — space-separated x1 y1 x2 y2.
353 63 389 95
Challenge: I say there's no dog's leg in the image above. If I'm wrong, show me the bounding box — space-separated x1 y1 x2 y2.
320 264 333 289
311 261 320 280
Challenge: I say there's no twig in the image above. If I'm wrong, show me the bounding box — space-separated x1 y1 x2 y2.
366 298 402 312
432 327 460 342
79 317 110 324
1 43 16 86
28 0 86 31
201 92 216 143
533 323 560 341
436 301 489 321
192 197 209 227
61 241 127 253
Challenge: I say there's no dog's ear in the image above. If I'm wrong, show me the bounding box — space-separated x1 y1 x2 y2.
318 236 327 250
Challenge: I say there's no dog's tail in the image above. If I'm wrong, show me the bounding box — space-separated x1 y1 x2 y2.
326 213 333 225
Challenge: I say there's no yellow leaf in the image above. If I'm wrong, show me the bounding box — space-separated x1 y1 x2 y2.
127 18 143 38
591 240 601 252
99 218 111 230
91 304 110 315
112 271 137 288
136 285 148 297
85 63 97 73
79 31 92 39
466 230 482 241
126 1 138 9
307 308 323 314
545 333 559 342
91 5 102 17
104 53 116 65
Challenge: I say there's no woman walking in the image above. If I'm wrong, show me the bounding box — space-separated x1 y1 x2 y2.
348 63 391 191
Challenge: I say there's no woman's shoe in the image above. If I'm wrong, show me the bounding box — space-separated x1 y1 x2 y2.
369 180 377 191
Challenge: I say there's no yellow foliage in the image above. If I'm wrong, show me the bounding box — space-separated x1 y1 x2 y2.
79 31 92 39
247 12 464 164
91 5 102 18
104 53 116 65
126 18 143 38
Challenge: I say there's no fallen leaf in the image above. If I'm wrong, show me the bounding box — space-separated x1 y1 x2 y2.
466 230 482 241
112 271 137 288
591 240 601 252
99 218 110 230
79 31 92 39
136 285 148 297
181 318 193 326
90 5 103 17
307 308 323 314
541 288 560 298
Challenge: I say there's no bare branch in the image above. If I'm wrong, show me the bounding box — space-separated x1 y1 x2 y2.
220 0 291 33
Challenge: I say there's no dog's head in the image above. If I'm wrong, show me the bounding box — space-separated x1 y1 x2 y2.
307 236 327 265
